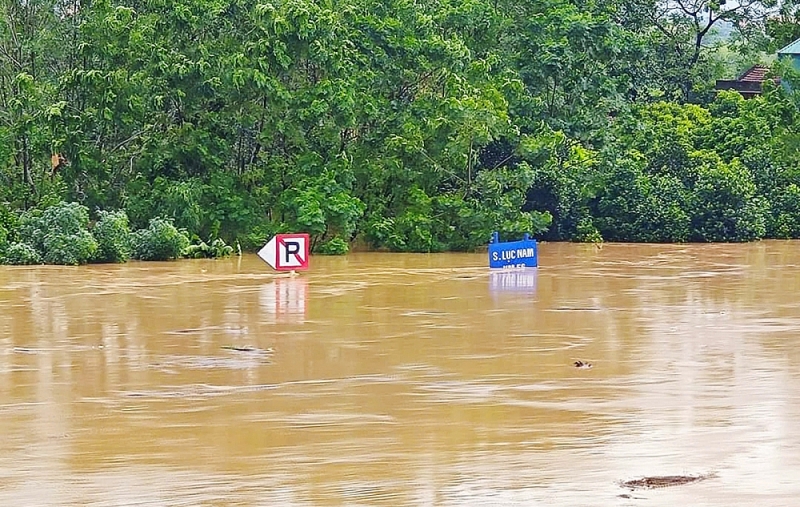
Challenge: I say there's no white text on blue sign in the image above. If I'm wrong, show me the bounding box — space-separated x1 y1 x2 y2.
491 247 536 262
488 232 538 269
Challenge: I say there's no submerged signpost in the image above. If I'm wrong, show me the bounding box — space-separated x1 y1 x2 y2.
488 231 537 269
257 233 309 321
488 231 538 293
258 233 310 272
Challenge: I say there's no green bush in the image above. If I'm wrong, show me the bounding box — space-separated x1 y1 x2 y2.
17 202 98 265
92 210 132 263
316 236 349 255
0 202 13 246
574 217 603 243
1 242 42 265
184 238 234 258
131 218 190 260
363 188 442 252
278 170 365 246
43 230 98 265
768 184 800 238
690 158 767 242
16 208 47 253
523 160 593 242
125 172 263 243
467 163 552 248
594 157 691 242
237 223 276 252
362 170 552 253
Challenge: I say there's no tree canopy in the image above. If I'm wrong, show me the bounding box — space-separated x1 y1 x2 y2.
2 0 800 262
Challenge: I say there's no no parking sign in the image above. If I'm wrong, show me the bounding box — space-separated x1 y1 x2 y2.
257 233 310 271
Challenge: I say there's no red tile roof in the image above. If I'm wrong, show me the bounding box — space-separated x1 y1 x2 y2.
738 65 769 82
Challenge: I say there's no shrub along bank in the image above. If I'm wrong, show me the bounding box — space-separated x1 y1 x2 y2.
0 201 234 265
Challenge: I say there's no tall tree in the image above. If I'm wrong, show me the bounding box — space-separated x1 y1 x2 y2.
620 0 776 99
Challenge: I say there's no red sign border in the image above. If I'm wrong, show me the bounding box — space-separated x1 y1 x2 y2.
274 233 310 271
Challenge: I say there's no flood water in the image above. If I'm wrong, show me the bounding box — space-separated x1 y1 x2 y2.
2 242 800 506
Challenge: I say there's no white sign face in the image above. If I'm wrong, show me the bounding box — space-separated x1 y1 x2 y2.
257 234 310 271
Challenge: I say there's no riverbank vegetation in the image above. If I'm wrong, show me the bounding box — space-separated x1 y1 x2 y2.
3 0 800 263
0 201 234 264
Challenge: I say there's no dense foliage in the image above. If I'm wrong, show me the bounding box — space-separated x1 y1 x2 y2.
184 237 235 258
2 0 800 263
130 218 191 261
0 199 232 264
93 209 133 262
16 201 99 264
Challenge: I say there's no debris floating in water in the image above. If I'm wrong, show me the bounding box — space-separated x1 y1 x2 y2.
221 345 258 353
573 360 592 369
620 473 717 490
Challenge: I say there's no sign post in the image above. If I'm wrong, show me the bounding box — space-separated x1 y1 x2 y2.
257 233 310 272
488 231 537 269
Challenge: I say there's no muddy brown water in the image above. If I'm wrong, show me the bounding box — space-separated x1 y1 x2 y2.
2 242 800 506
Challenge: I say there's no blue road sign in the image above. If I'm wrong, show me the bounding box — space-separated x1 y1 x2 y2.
488 232 538 269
